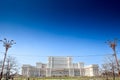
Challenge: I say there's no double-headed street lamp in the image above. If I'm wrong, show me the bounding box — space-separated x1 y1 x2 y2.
0 38 16 80
105 39 120 76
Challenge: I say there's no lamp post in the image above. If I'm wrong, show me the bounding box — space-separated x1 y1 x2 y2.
0 38 16 80
105 39 120 76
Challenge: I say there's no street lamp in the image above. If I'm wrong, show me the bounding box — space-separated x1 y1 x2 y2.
0 38 16 80
105 38 120 76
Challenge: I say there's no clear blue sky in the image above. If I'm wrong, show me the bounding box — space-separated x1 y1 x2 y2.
0 0 120 67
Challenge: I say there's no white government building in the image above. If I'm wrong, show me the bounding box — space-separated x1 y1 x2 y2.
22 56 99 77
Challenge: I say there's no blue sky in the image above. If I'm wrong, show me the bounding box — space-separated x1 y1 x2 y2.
0 0 120 67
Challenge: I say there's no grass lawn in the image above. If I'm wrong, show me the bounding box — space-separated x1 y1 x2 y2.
13 77 120 80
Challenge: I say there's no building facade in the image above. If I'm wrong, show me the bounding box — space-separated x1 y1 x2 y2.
84 64 99 76
22 56 99 77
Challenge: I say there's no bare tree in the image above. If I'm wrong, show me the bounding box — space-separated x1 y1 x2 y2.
101 55 117 80
0 56 19 80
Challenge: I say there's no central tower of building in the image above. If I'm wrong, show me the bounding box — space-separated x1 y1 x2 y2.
46 56 74 77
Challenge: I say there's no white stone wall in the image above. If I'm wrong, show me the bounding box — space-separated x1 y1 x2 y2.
84 64 99 76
